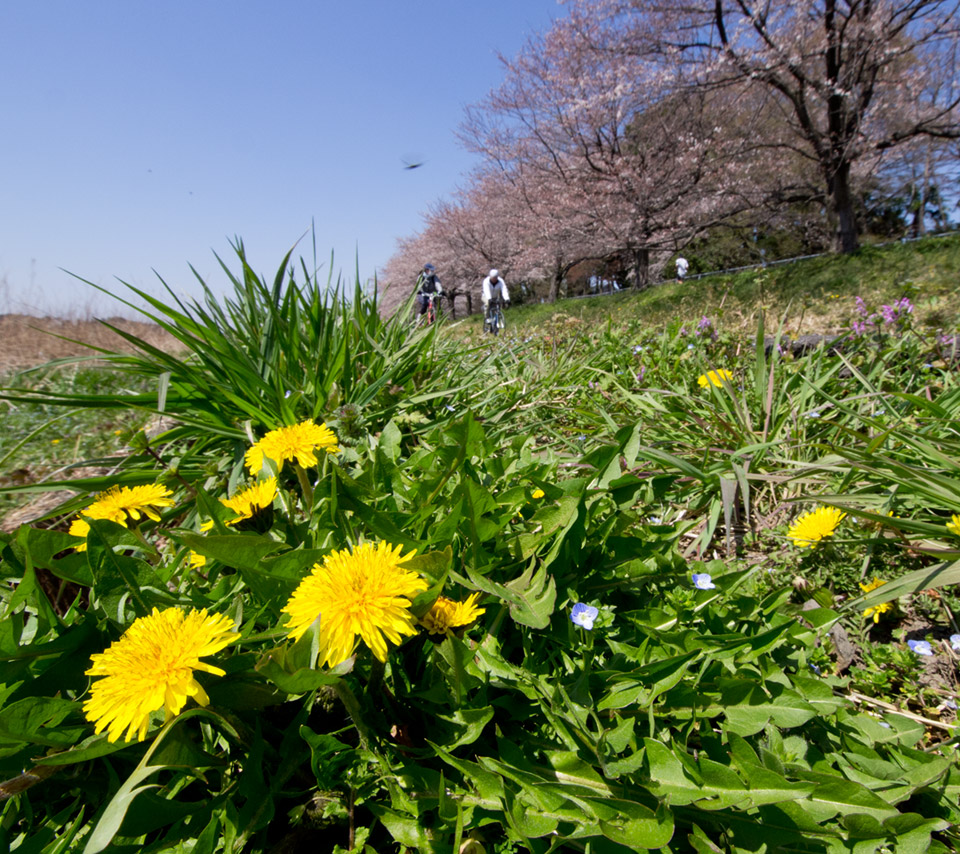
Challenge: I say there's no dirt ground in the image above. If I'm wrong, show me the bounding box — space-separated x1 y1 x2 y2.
0 314 178 374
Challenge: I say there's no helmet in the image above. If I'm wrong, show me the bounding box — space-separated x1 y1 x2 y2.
489 269 499 278
424 263 435 272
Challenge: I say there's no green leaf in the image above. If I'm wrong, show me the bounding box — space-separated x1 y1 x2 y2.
175 531 287 571
598 651 700 710
846 558 960 613
367 804 437 850
83 711 213 854
719 679 817 736
299 725 353 789
799 775 901 822
586 797 675 850
255 651 344 694
404 546 453 584
434 707 494 750
465 561 556 629
85 520 170 616
430 742 505 802
0 696 85 749
736 761 816 807
510 792 560 838
642 739 702 806
35 733 132 767
544 750 612 796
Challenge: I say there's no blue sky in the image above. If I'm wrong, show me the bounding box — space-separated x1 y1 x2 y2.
1 1 561 316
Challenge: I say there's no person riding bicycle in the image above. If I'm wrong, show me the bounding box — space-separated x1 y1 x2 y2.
416 263 443 321
481 269 509 330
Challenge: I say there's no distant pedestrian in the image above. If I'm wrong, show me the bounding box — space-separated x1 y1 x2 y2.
675 256 689 284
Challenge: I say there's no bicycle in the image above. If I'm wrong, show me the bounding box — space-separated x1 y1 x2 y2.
419 291 442 326
484 297 505 336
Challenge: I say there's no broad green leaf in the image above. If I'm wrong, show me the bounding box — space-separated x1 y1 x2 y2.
255 652 343 694
465 561 556 629
585 797 675 850
175 531 287 571
598 651 700 710
0 696 85 749
434 706 494 749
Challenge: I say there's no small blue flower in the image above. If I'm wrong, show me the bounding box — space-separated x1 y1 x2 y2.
907 639 933 656
648 516 663 525
804 410 821 419
687 344 695 350
808 663 821 675
570 603 599 630
692 573 715 590
950 633 960 653
945 698 958 711
284 390 292 399
633 345 644 354
445 404 456 412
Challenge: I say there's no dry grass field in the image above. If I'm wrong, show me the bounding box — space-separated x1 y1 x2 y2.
0 313 178 374
0 315 180 531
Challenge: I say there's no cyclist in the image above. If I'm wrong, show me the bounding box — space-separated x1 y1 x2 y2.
416 263 443 323
481 269 510 333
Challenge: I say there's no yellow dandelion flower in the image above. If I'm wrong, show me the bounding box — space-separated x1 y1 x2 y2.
69 517 91 539
697 369 733 388
84 483 174 524
947 514 960 537
68 483 173 551
83 607 239 743
281 542 427 667
189 551 207 569
114 483 175 521
419 593 485 638
787 506 846 548
531 488 545 500
860 578 893 623
244 419 339 475
78 490 127 525
220 477 277 523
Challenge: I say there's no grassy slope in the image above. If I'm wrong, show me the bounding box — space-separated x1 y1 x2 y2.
3 234 958 526
452 233 960 339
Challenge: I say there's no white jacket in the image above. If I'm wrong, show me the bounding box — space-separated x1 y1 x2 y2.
482 276 509 303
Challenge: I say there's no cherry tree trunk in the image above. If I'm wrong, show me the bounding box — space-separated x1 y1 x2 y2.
828 161 859 254
548 265 563 303
632 248 650 289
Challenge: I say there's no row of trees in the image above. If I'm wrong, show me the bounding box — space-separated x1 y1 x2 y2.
381 0 960 315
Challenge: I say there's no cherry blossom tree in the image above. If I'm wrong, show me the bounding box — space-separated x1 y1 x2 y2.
573 0 960 252
460 6 778 289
